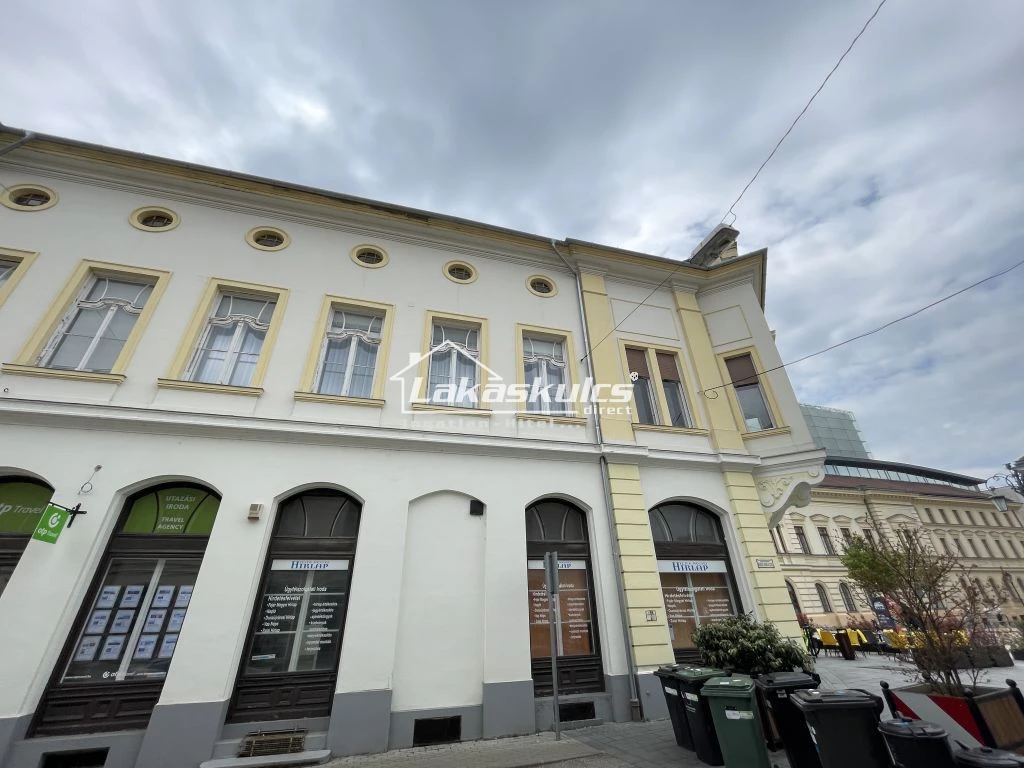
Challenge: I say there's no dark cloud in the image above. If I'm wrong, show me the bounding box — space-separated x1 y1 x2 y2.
4 0 1022 476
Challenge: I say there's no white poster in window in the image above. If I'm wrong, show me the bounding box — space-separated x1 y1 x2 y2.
110 610 135 634
133 634 158 660
87 610 111 634
99 635 125 661
158 634 178 659
151 585 175 609
74 636 101 662
96 585 121 609
167 608 187 632
143 609 166 633
120 585 145 608
174 586 193 608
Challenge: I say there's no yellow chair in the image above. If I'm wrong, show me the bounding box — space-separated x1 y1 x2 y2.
847 629 863 656
819 629 840 656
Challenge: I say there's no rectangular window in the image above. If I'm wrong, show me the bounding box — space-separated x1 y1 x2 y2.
964 539 977 558
528 560 594 657
772 528 787 554
922 508 933 523
656 352 694 428
427 322 481 407
994 539 1008 559
952 510 962 525
794 527 810 554
818 527 837 556
38 276 154 373
658 561 738 650
0 257 18 289
938 509 948 524
523 333 570 414
939 538 951 555
980 539 993 558
863 529 875 546
62 558 199 684
314 308 384 398
724 353 774 432
0 248 37 308
185 293 277 387
840 528 853 546
626 348 659 425
964 510 975 525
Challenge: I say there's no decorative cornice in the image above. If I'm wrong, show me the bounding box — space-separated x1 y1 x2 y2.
755 460 826 527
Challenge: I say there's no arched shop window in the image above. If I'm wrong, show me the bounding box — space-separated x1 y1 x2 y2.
650 501 742 664
33 483 220 735
786 580 801 614
526 498 603 696
229 488 361 722
0 475 55 596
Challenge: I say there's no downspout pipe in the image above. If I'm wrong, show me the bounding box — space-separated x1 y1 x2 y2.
0 128 35 157
549 239 642 720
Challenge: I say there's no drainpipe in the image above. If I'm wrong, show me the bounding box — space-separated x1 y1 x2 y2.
549 240 642 720
0 128 35 157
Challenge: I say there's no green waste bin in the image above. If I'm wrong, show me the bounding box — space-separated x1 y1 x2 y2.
676 666 728 766
702 676 772 768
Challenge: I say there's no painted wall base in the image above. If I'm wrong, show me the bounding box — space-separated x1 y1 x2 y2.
213 717 330 759
135 699 228 768
637 671 669 721
389 704 481 750
3 728 144 768
604 674 635 723
482 681 535 739
329 689 392 757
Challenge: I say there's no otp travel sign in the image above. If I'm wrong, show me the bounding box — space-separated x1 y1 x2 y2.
0 479 54 535
32 504 69 544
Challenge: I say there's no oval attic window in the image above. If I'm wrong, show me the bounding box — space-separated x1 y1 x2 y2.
13 189 51 207
140 212 174 228
530 278 553 294
446 263 475 282
254 231 284 248
3 185 57 211
356 249 384 265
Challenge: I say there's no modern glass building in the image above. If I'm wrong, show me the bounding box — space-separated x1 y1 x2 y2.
799 404 871 459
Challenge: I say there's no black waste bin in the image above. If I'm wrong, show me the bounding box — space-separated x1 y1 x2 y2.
654 664 694 749
953 748 1024 767
676 666 727 766
878 719 955 768
792 688 890 768
835 630 856 660
755 671 822 768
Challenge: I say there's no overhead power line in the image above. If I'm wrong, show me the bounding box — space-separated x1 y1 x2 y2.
703 256 1024 398
721 0 889 225
581 0 888 363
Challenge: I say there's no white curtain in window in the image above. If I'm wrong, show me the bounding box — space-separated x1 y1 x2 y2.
428 323 479 405
188 294 275 386
315 310 383 397
523 335 567 413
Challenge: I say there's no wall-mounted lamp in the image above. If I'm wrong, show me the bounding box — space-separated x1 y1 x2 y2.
469 500 485 516
248 503 263 521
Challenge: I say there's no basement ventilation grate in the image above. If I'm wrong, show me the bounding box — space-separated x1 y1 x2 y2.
238 728 307 757
559 702 596 722
41 750 109 768
413 715 461 746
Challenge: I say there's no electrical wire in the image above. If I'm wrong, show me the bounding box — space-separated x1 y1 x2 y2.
702 255 1024 398
721 0 889 225
581 0 888 363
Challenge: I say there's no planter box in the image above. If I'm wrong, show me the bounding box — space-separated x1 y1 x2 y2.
881 680 1024 751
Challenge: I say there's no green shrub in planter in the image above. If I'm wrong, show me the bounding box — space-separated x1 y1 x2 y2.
694 614 809 675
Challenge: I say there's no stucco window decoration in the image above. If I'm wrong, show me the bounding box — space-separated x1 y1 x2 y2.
2 184 58 211
130 206 179 232
351 245 389 268
246 227 290 252
444 260 477 284
527 276 556 297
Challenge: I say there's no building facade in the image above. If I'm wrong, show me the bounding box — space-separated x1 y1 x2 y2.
776 457 1024 627
0 128 823 768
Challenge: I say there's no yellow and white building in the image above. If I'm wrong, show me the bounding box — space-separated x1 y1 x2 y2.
0 126 824 768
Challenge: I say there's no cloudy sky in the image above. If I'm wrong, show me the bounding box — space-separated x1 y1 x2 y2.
3 0 1022 478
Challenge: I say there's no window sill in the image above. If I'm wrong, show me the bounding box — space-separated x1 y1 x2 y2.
516 412 588 426
741 425 791 439
293 392 385 408
156 378 263 397
632 423 709 436
1 363 126 384
409 402 491 416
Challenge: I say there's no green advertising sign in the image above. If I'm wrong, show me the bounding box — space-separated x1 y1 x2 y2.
0 480 55 535
121 486 220 535
32 504 69 544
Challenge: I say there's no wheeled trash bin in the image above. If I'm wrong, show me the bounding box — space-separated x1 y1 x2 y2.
654 664 694 749
878 718 955 768
952 747 1024 767
702 676 772 768
676 666 727 766
755 671 822 768
791 688 890 768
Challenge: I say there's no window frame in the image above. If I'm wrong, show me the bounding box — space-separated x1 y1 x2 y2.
815 582 833 613
0 246 38 309
618 341 703 433
817 526 837 556
839 582 858 612
159 278 289 395
412 309 490 412
7 260 170 383
296 295 395 405
717 346 785 436
794 526 811 554
515 323 582 420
